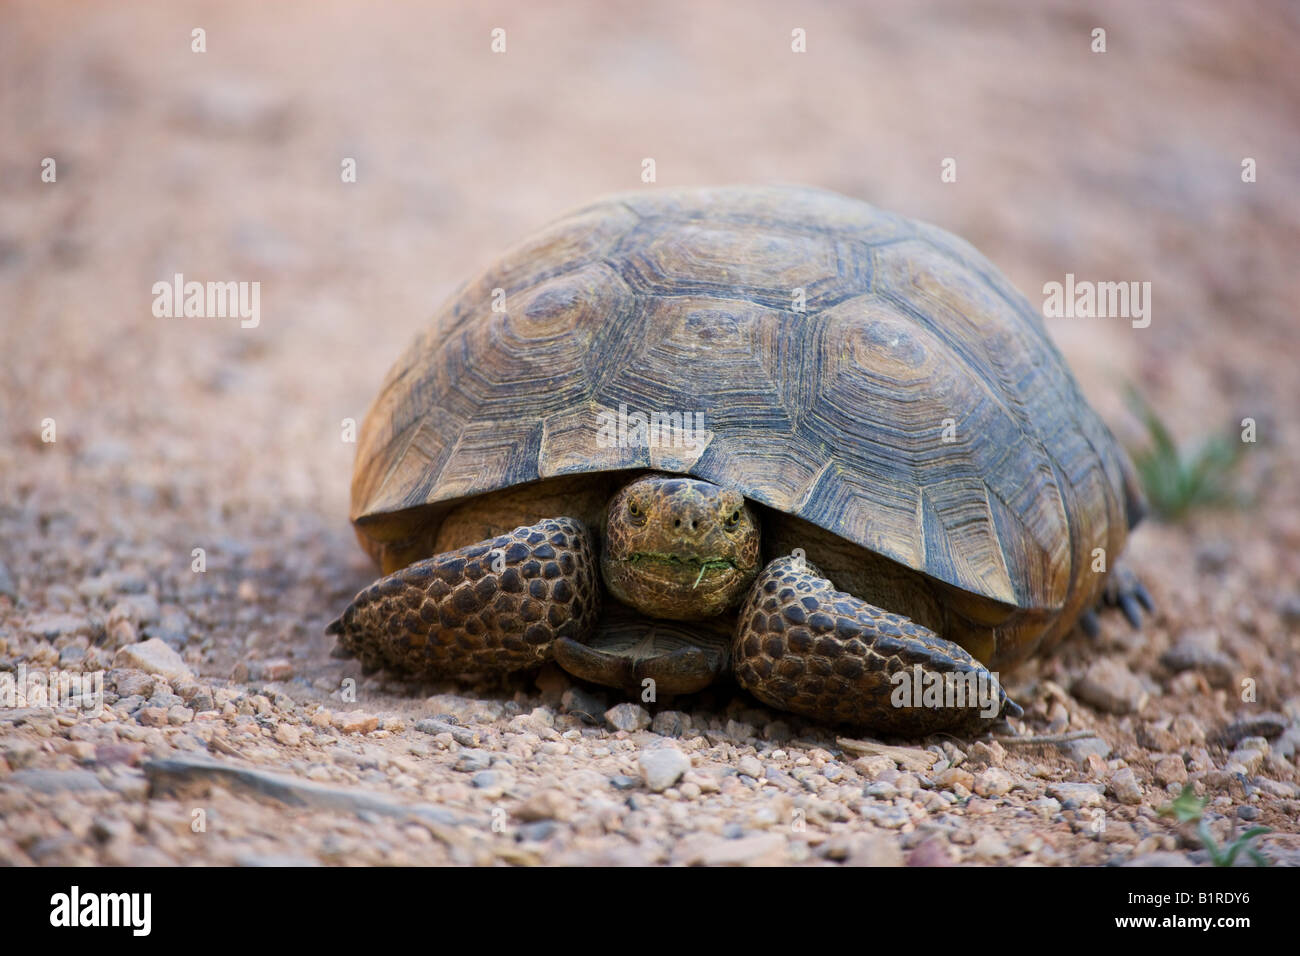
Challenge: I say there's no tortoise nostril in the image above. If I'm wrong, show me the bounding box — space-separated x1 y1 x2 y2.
674 519 681 528
691 520 699 530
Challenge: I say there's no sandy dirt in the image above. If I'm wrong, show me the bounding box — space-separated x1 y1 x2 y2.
1 0 1298 866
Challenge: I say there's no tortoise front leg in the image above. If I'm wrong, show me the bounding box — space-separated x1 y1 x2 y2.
328 517 601 677
732 555 1021 734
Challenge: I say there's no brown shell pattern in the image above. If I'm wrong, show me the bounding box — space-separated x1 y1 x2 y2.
350 186 1139 629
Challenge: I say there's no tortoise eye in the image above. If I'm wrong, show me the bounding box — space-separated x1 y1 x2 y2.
628 500 641 517
725 509 740 527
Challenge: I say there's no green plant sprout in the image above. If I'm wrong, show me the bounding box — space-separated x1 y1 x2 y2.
1124 387 1243 520
1158 785 1270 867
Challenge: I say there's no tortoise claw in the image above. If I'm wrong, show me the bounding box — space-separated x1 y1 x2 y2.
1101 562 1155 630
1119 593 1143 630
1135 581 1156 614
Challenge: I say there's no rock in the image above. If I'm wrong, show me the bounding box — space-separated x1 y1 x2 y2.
1136 722 1179 751
1272 726 1300 761
249 658 294 682
852 755 896 777
334 711 379 735
94 743 146 767
965 740 1005 768
142 756 464 826
1236 805 1261 821
971 833 1012 861
1121 852 1194 867
905 837 954 867
471 770 501 789
514 789 572 822
1154 756 1188 786
1227 737 1269 774
1073 658 1146 714
763 720 792 743
1047 782 1105 807
1029 796 1062 817
724 719 756 741
274 723 301 746
1160 631 1234 687
858 804 911 828
1194 540 1233 574
845 833 904 867
638 746 690 792
974 768 1016 797
111 669 156 698
112 639 193 683
136 706 170 727
1065 736 1113 766
933 767 975 791
678 832 786 866
516 821 559 842
651 710 689 737
1109 767 1143 805
414 718 479 747
605 703 651 733
453 749 493 773
609 774 641 791
1171 714 1207 746
8 769 105 793
145 606 190 648
25 613 92 639
737 755 763 779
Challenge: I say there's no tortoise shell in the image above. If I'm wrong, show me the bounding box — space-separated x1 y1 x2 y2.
349 185 1142 668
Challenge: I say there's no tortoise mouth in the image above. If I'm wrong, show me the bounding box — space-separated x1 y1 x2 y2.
626 552 741 588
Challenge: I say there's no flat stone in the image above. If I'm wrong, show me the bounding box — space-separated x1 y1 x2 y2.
8 769 106 793
1047 782 1105 807
1065 736 1113 766
334 711 379 735
845 833 904 867
142 756 463 825
677 832 786 866
1121 852 1194 867
112 639 194 683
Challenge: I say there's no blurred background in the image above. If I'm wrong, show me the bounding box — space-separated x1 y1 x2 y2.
2 0 1297 697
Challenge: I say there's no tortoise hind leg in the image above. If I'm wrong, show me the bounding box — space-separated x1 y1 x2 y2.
733 555 1021 734
327 517 601 677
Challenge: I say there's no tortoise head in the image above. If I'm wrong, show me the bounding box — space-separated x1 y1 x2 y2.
601 474 760 620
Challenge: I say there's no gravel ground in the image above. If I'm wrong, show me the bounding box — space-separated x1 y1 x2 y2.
2 0 1298 866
